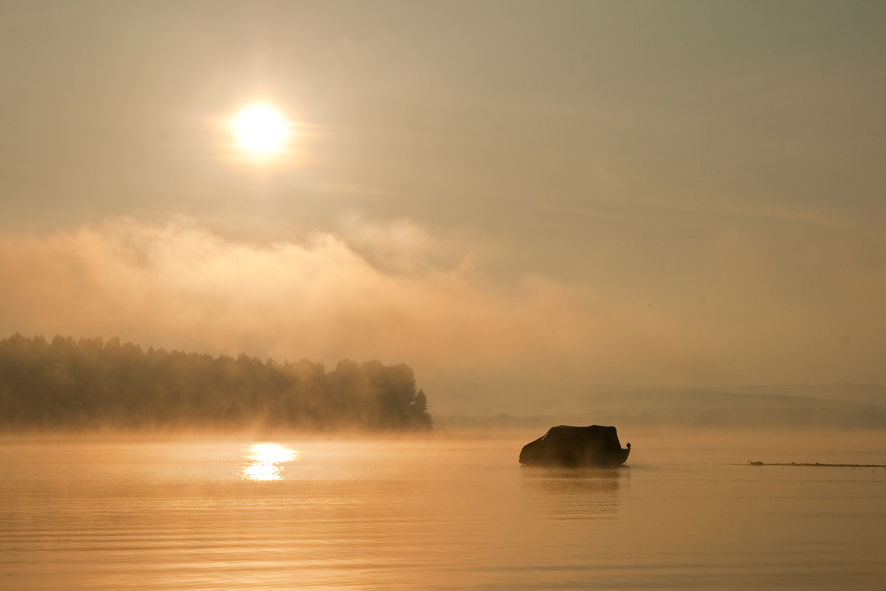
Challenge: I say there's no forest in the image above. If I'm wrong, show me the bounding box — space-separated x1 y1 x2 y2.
0 334 432 431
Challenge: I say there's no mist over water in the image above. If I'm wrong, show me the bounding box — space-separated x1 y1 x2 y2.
3 3 886 589
2 429 884 590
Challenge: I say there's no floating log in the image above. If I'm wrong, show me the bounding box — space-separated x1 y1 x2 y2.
747 461 886 468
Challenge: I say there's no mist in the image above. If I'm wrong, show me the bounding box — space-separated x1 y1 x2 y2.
2 216 885 414
0 333 433 434
3 4 886 590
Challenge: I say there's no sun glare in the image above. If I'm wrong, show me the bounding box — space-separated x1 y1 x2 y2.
230 103 293 159
241 443 300 481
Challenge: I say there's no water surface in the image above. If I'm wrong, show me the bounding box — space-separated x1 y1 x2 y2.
1 430 884 590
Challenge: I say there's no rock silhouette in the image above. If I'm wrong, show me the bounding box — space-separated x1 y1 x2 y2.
519 425 630 467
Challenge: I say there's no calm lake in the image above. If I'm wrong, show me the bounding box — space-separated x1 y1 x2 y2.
2 429 885 590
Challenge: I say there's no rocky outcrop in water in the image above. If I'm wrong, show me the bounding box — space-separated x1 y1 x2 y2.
519 425 630 467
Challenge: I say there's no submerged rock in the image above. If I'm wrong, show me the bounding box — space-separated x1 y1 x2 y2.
519 425 630 467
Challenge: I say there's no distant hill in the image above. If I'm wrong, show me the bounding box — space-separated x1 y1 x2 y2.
729 383 886 407
0 334 433 432
441 384 886 430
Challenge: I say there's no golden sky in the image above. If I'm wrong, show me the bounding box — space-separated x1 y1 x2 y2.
1 1 884 413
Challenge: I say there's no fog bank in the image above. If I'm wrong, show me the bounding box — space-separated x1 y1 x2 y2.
2 218 885 413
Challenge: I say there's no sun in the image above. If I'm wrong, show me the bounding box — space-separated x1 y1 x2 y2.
230 103 293 158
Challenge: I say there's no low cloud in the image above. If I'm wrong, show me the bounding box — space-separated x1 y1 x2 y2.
1 217 884 413
0 218 681 409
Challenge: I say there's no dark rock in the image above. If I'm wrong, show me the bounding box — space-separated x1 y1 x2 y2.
519 425 630 467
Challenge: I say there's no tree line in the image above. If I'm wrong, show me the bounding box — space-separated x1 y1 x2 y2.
0 334 432 431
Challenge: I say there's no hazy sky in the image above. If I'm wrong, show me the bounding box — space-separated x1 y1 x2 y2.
2 1 885 413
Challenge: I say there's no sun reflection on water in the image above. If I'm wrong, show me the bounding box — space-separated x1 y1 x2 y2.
240 443 301 481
